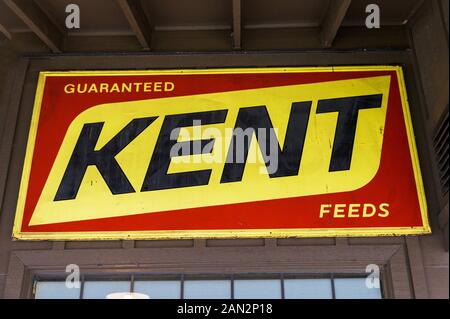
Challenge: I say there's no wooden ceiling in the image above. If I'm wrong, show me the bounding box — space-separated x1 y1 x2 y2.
0 0 425 53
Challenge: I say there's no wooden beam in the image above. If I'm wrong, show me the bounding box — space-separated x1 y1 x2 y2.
3 0 62 52
232 0 241 49
320 0 352 48
0 22 12 40
439 201 449 251
116 0 152 50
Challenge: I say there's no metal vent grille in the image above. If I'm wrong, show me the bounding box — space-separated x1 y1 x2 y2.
433 110 449 196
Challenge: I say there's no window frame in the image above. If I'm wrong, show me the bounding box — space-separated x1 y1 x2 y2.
31 272 385 299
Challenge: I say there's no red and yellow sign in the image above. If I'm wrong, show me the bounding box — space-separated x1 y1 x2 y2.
13 66 430 240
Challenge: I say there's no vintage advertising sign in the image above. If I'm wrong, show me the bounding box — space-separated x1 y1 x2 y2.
13 66 430 240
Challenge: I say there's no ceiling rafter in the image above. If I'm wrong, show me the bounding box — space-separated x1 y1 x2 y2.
3 0 63 52
0 22 12 40
116 0 152 50
320 0 352 48
232 0 242 50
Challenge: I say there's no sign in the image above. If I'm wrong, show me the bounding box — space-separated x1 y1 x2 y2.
13 66 430 240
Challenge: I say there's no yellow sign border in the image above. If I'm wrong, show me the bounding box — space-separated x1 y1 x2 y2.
12 66 431 240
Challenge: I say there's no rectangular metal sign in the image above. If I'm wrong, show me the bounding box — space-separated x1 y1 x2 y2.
13 66 430 240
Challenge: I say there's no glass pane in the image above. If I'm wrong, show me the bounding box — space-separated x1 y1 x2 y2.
35 281 80 299
284 279 332 299
83 281 130 299
334 278 382 299
134 280 181 299
234 280 282 299
184 280 231 299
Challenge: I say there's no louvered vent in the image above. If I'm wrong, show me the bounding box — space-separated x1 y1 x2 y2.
433 110 449 196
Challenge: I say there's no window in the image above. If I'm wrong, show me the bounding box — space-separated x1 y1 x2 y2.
184 280 231 299
334 278 382 299
234 279 281 299
34 281 80 299
134 280 181 299
33 273 383 299
284 279 332 299
82 281 130 299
